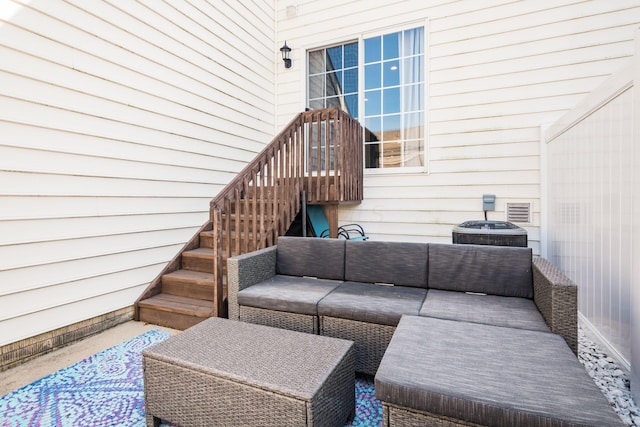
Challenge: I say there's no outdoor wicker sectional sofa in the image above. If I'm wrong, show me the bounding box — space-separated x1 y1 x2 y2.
227 236 623 426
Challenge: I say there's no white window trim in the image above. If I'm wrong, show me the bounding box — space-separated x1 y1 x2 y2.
303 19 430 176
360 19 430 175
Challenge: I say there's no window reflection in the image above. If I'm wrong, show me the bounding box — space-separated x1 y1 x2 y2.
364 37 381 63
404 140 424 167
383 114 401 140
365 64 381 90
383 87 400 115
364 90 381 116
309 50 324 74
383 60 400 86
327 46 342 70
383 32 400 60
364 26 424 169
308 42 359 119
308 27 425 171
365 116 381 142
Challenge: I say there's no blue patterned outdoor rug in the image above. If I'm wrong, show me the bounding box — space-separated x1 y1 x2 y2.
0 330 382 426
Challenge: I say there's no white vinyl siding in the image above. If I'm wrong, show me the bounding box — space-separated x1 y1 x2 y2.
276 0 640 253
0 0 276 346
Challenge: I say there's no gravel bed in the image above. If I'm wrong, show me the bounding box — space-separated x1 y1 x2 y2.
579 327 640 426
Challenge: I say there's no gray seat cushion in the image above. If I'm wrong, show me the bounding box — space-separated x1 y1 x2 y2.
276 236 345 280
317 282 427 326
345 240 428 288
420 289 550 332
376 316 623 427
428 243 533 298
238 275 342 315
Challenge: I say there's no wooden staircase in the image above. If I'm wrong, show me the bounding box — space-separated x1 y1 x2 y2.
135 108 364 330
136 224 217 330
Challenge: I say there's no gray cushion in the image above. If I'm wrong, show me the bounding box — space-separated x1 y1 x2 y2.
345 240 428 287
237 275 341 315
428 243 533 298
420 289 550 332
317 282 427 326
276 236 345 280
376 316 623 427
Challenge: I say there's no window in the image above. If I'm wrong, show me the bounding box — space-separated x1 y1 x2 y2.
306 25 425 171
308 42 359 119
363 27 424 169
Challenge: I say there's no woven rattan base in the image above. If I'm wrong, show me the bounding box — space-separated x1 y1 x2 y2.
240 306 318 334
143 318 354 427
383 403 483 427
320 316 395 375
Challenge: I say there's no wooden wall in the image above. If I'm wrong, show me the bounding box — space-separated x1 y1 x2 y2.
276 0 640 253
0 0 276 346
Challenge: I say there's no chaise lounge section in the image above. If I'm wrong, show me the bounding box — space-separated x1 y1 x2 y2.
376 315 623 426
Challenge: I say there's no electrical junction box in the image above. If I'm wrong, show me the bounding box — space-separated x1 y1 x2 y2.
483 194 496 211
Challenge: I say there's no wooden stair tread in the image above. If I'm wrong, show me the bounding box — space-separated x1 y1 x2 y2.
164 269 214 285
184 247 214 258
138 293 213 317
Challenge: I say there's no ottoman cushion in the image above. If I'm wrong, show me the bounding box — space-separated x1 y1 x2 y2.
420 289 550 332
318 282 427 326
375 316 622 427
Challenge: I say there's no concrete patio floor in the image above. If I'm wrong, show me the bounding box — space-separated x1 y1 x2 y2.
0 320 178 396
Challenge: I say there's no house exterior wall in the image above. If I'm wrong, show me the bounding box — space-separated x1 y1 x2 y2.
0 0 276 347
276 0 640 253
545 63 634 369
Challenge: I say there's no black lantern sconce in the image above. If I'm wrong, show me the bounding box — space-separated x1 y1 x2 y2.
280 41 292 69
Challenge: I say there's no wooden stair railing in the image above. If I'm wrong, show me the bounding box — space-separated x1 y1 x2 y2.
135 107 363 330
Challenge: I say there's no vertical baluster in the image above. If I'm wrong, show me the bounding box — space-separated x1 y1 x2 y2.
240 178 248 253
276 137 283 235
233 187 241 257
341 112 347 202
333 109 340 201
258 162 265 247
324 110 330 201
267 147 274 241
315 111 322 202
298 115 305 204
251 169 258 250
284 131 291 226
212 207 221 317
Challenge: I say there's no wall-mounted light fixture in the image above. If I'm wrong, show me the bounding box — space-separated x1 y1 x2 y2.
280 41 291 69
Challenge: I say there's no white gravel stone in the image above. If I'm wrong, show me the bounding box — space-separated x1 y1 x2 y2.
579 327 639 426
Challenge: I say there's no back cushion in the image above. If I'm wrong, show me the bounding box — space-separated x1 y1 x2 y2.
345 240 429 288
276 236 345 280
428 244 533 298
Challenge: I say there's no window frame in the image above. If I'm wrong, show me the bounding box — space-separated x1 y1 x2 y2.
360 21 429 175
304 19 429 175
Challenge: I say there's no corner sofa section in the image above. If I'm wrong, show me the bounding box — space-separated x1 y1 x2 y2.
228 236 577 374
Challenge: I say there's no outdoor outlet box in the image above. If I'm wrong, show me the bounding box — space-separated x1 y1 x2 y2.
483 194 496 211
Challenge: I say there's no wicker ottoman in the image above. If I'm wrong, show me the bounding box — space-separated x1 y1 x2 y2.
143 317 355 427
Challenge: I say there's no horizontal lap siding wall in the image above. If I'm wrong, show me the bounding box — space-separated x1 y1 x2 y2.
0 0 275 346
276 0 640 253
